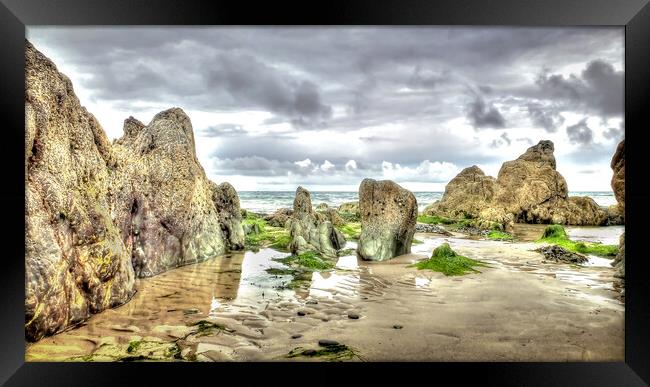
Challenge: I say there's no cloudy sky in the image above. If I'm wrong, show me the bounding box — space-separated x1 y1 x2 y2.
28 27 624 191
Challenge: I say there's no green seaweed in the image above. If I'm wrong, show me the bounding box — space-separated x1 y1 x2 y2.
412 243 487 276
487 230 514 241
536 225 618 257
417 215 455 225
286 344 358 361
412 238 424 245
126 340 141 353
242 212 291 251
275 252 334 271
336 222 362 240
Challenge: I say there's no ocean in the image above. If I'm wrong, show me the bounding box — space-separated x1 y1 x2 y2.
238 191 617 214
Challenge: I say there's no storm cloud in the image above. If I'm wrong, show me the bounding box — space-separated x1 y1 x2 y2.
27 26 624 191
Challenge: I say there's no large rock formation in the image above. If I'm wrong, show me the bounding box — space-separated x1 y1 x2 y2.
25 41 244 341
288 187 346 258
111 108 244 277
357 179 418 261
610 140 625 285
425 140 608 228
25 41 135 341
423 165 495 219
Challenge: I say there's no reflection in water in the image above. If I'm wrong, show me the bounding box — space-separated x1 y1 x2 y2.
26 227 624 362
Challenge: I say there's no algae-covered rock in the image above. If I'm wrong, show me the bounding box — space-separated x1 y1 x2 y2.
264 207 293 227
25 41 135 341
357 179 417 261
288 187 345 258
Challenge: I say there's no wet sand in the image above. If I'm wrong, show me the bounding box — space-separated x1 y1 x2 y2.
26 225 624 362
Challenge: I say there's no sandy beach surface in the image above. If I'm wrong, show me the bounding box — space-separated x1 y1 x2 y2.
26 224 624 362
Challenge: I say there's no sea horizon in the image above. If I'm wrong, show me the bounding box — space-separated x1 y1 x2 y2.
238 190 617 214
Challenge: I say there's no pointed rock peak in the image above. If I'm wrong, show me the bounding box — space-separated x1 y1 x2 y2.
144 107 196 151
517 140 556 168
123 116 145 137
294 186 313 214
460 165 486 176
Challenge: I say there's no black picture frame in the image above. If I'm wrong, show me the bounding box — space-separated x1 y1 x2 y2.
1 0 648 385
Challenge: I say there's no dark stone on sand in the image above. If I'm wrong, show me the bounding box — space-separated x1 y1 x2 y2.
318 339 340 347
297 310 306 316
535 245 588 264
291 334 302 339
303 349 317 356
393 325 403 329
348 313 360 319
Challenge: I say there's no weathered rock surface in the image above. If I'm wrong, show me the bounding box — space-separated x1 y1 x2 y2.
25 41 244 341
264 208 293 228
425 140 608 228
415 223 453 236
423 165 495 219
288 187 346 258
535 245 588 264
338 201 360 215
111 108 245 277
610 140 625 284
25 41 135 341
357 179 418 261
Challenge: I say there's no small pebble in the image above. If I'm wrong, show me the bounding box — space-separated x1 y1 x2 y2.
297 310 306 316
393 324 403 329
303 349 317 356
318 339 340 347
291 334 302 339
348 313 360 320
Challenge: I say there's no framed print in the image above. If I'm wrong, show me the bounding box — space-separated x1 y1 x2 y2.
1 0 649 385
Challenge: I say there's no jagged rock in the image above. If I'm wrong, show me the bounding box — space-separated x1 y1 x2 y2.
111 108 244 277
288 187 345 258
424 141 607 228
25 41 135 341
415 223 453 236
24 41 244 341
606 204 624 225
423 165 496 219
264 207 293 228
535 245 588 264
611 140 625 213
610 140 625 283
357 179 418 261
319 208 344 227
316 203 328 211
491 141 606 225
338 201 359 215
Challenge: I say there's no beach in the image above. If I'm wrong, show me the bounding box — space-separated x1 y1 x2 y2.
26 221 624 362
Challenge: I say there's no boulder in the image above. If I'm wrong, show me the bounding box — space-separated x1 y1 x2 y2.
24 41 244 341
111 107 244 277
338 201 359 215
25 41 135 341
424 140 607 227
610 140 625 284
288 187 346 258
264 207 293 228
357 179 418 261
491 140 606 225
535 245 588 264
423 165 495 219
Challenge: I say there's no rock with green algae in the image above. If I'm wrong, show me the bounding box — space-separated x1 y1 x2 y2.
288 187 346 259
357 179 417 261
